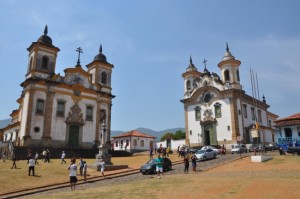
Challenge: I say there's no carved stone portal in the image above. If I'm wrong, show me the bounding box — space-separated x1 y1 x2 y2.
65 103 85 125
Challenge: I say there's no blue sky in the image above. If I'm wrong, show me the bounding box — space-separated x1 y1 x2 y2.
0 0 299 131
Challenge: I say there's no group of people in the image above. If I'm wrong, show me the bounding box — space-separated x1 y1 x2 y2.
68 157 106 190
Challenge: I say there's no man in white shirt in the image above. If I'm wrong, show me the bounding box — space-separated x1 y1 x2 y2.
68 158 77 190
28 156 35 176
61 151 66 164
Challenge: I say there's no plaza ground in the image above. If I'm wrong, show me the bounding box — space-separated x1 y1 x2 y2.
0 152 299 199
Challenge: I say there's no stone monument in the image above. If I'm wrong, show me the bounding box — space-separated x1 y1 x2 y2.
96 122 112 165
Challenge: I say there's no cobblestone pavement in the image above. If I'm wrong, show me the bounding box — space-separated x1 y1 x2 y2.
20 153 250 198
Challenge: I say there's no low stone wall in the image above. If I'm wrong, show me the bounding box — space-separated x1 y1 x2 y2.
88 164 129 171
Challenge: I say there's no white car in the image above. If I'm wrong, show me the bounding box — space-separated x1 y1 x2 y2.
201 146 221 154
231 144 248 154
195 148 217 161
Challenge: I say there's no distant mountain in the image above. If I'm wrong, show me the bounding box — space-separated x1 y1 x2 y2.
111 127 185 141
0 119 10 128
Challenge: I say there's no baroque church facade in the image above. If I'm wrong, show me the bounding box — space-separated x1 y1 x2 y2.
181 44 278 148
1 26 114 148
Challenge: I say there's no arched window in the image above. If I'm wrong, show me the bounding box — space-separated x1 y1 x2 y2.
186 80 191 90
236 69 240 82
42 56 49 69
195 106 201 121
193 79 198 88
214 103 222 118
224 70 230 81
101 72 107 84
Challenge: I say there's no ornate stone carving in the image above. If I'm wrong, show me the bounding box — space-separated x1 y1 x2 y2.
203 109 214 122
65 103 85 125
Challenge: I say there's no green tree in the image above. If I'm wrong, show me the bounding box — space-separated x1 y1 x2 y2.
173 130 185 140
160 132 174 141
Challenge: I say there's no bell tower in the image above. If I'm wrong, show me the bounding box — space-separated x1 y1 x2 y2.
26 25 60 79
217 43 242 90
86 45 114 94
182 56 201 97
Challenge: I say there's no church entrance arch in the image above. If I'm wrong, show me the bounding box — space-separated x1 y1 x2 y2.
69 125 79 147
203 123 217 146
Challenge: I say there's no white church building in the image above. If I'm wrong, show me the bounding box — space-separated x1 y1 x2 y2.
181 44 278 149
1 26 114 149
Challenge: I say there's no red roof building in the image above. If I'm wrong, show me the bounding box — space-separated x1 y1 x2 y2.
112 130 156 152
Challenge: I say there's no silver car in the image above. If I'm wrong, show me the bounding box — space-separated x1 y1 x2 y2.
195 148 217 161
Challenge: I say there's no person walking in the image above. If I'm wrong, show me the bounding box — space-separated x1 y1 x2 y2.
61 151 66 164
11 152 17 169
68 158 77 190
155 153 164 179
28 156 35 176
42 149 47 163
78 158 84 176
149 147 153 160
191 154 197 172
184 155 190 173
83 161 88 181
166 147 170 157
46 149 50 163
100 159 105 177
35 152 39 165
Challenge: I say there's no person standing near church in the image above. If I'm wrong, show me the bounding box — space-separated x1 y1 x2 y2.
78 158 84 176
11 151 17 169
35 152 39 165
68 158 77 190
28 156 35 176
100 159 105 177
61 151 66 164
83 161 88 181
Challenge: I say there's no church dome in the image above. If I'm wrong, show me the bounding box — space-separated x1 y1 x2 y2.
94 45 108 63
37 25 53 45
186 56 198 71
222 43 235 61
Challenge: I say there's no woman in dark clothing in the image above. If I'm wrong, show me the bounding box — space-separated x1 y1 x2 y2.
184 155 189 173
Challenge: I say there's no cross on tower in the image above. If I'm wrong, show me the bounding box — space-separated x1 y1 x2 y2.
202 58 207 68
76 47 83 67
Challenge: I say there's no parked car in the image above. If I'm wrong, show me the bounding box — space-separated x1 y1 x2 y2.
194 148 217 161
231 144 248 154
201 146 221 154
265 143 280 151
249 144 262 152
140 157 172 175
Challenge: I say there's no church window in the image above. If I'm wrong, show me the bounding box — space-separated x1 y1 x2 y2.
193 79 198 88
120 140 123 148
224 70 230 81
251 107 256 121
133 139 137 147
41 56 49 70
56 101 65 117
126 139 129 147
195 106 201 121
190 130 192 135
36 99 45 115
115 141 118 147
140 140 144 147
236 69 240 82
203 93 213 103
243 104 247 118
214 103 222 118
186 80 191 90
258 110 262 123
101 72 107 84
86 106 93 121
34 127 40 133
